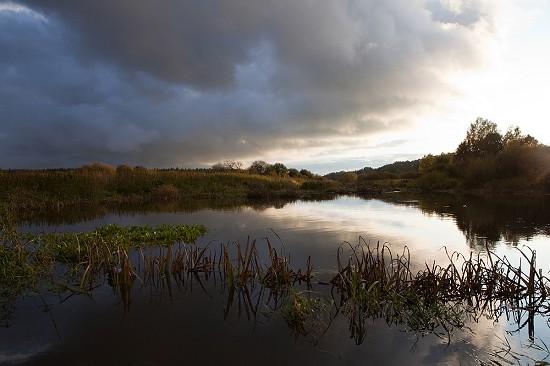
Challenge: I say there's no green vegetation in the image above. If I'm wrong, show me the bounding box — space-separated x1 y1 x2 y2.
1 118 548 215
0 162 331 211
327 118 550 195
282 290 331 338
0 207 206 322
3 205 550 344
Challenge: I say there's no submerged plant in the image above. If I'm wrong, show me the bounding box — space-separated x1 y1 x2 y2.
282 290 331 340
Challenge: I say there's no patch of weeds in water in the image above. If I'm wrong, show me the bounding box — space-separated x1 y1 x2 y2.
330 238 550 343
0 203 207 323
282 290 332 341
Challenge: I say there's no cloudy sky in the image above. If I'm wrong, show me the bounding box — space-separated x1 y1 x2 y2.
1 0 549 173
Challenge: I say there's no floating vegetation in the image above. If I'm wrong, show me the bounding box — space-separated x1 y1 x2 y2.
0 214 206 323
281 290 332 340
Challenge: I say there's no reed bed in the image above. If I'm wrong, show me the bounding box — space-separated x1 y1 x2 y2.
331 238 550 341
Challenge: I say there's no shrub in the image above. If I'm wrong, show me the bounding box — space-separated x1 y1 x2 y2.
417 171 458 190
269 163 288 177
249 160 270 175
300 180 338 192
116 165 133 175
299 169 314 178
151 184 179 201
79 162 116 177
288 168 300 178
461 157 497 188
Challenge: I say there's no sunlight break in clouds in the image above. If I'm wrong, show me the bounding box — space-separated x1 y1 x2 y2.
0 0 548 172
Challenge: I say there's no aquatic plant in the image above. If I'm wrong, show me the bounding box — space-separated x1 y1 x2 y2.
282 290 331 339
3 210 550 350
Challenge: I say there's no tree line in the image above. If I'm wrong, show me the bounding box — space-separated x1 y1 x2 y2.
326 118 550 194
212 160 315 178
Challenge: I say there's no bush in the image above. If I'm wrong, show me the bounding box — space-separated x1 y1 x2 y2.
300 180 338 192
299 169 314 178
116 165 133 175
288 168 300 178
417 171 458 190
151 184 179 201
461 157 497 188
79 162 116 177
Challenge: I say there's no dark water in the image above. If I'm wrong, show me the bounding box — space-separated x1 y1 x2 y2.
2 194 550 365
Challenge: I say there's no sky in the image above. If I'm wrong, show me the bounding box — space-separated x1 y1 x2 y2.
0 0 549 173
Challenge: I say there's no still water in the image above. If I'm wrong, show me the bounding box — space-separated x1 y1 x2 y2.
2 194 550 365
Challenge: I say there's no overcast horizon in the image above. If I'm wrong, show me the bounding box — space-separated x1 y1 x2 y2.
1 1 549 174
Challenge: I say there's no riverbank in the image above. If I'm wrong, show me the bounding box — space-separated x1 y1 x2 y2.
353 177 550 198
2 164 548 218
0 166 340 212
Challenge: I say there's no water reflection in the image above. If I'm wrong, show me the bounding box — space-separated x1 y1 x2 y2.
368 193 550 248
19 193 550 253
4 193 550 365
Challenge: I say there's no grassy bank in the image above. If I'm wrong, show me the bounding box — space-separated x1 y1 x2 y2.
0 164 339 211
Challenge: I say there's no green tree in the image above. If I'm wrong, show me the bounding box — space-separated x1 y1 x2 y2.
288 168 300 177
299 169 314 178
269 163 288 177
339 172 358 186
456 118 503 162
249 160 270 175
503 126 538 147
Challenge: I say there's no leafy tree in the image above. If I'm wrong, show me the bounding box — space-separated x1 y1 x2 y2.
299 169 314 178
269 163 288 177
212 160 243 170
419 153 454 175
288 168 300 177
503 126 538 147
456 118 503 162
249 160 270 175
339 172 358 186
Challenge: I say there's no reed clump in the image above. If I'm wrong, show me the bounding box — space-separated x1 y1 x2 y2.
330 238 550 342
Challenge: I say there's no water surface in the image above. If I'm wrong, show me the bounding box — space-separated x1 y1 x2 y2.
2 194 550 365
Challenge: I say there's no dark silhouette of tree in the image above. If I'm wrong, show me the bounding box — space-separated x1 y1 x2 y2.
270 163 288 177
249 160 270 175
503 126 539 147
299 169 314 178
288 168 300 177
456 118 503 162
212 160 243 170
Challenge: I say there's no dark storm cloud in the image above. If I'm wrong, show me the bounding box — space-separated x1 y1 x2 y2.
0 1 498 167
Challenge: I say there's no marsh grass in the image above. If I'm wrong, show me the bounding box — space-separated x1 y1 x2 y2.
0 167 328 212
330 238 550 343
0 208 207 324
